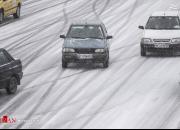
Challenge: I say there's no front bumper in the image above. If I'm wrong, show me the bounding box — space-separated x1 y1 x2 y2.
17 72 23 85
63 53 108 63
141 43 180 54
18 72 23 79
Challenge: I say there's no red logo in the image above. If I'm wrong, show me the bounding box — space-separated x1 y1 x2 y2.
0 115 16 124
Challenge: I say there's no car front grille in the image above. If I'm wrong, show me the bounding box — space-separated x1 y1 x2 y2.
75 49 95 54
153 39 171 43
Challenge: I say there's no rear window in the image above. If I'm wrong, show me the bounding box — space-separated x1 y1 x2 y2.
146 16 180 30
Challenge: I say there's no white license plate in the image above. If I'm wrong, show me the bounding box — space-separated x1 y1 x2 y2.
79 54 93 59
155 44 169 48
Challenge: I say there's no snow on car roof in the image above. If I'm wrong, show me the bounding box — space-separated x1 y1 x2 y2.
151 11 179 17
71 21 104 26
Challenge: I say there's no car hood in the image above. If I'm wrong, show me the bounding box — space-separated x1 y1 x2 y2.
63 38 106 49
144 30 180 39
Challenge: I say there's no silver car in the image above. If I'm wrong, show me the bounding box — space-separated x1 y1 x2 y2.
60 22 113 68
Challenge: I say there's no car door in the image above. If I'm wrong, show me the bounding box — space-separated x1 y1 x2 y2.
10 0 17 14
2 0 11 16
0 51 13 89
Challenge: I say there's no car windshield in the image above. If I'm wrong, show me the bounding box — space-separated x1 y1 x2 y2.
67 25 104 39
146 16 180 30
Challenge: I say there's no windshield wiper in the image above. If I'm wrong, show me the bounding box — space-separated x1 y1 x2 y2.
70 36 104 39
71 37 86 39
147 28 160 30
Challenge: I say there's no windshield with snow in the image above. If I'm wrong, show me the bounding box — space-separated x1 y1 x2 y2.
146 16 180 30
67 25 104 39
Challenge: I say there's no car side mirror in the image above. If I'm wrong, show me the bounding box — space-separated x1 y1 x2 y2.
13 58 21 64
139 26 145 30
107 36 113 39
60 35 66 39
14 58 21 61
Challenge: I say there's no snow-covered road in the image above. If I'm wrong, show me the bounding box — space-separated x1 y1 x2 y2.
0 0 180 129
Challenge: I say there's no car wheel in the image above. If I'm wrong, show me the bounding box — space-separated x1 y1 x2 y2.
0 10 4 23
141 47 146 56
13 6 21 19
62 59 68 68
6 77 18 94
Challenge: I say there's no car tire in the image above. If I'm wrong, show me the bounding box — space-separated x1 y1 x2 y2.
62 59 68 68
141 47 146 56
0 9 4 23
13 6 21 19
6 77 18 94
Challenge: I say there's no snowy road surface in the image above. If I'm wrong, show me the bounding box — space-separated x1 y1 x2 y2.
0 0 180 129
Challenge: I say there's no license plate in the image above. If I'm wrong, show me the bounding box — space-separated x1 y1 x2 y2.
79 54 93 59
155 44 169 48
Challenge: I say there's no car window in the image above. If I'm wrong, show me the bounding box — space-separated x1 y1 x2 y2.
146 16 180 30
67 25 104 39
0 51 10 66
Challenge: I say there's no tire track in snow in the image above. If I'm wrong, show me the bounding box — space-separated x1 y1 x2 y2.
0 0 72 119
0 0 114 125
92 0 110 21
2 0 140 99
45 58 148 128
16 0 113 92
0 0 69 29
1 0 141 119
15 0 89 128
80 60 148 128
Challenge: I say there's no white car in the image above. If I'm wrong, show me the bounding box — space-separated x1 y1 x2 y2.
139 11 180 56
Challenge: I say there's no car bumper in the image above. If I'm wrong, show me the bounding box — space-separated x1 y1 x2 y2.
17 72 23 85
63 53 108 63
141 44 180 53
18 72 23 79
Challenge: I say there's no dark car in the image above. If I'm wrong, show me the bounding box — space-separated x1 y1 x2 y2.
60 22 113 68
0 49 23 94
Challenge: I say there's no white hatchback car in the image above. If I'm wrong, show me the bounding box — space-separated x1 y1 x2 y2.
139 11 180 56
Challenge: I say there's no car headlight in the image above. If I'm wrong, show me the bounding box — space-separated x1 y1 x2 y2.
63 48 75 53
95 49 105 53
141 38 153 44
172 38 180 44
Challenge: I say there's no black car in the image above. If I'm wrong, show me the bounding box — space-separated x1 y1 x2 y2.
0 49 23 94
60 22 113 68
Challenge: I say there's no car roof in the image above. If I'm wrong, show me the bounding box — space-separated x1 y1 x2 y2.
151 11 179 17
71 21 104 26
0 48 5 52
